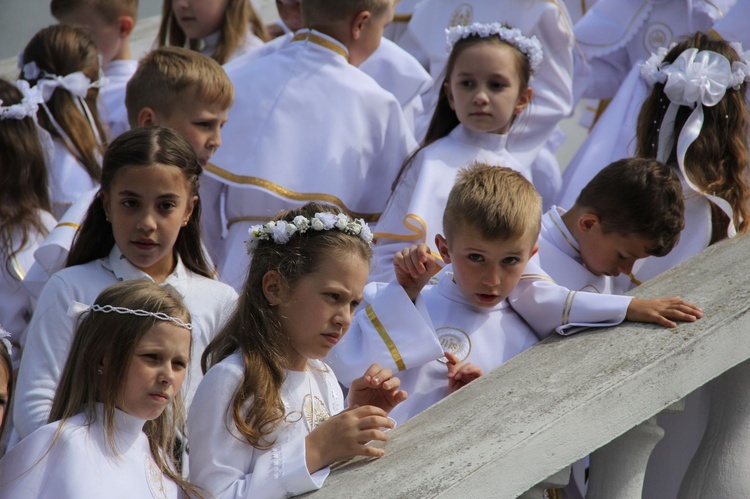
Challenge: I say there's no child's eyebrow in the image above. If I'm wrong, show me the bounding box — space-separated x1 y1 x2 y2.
117 190 181 199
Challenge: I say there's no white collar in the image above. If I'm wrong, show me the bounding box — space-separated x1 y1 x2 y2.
198 30 221 57
542 206 582 262
103 245 186 284
290 29 350 60
449 124 509 153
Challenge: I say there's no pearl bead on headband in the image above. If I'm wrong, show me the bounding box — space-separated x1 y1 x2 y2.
445 22 544 73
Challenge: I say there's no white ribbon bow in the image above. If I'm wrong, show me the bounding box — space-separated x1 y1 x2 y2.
656 48 739 237
37 72 92 102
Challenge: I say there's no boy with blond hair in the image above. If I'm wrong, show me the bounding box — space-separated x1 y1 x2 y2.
204 0 417 291
52 0 139 137
328 163 702 424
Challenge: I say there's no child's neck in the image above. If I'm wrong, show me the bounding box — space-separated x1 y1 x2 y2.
109 41 131 64
559 205 583 246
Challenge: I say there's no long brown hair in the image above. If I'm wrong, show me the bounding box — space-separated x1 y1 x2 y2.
50 279 202 497
19 24 107 183
201 202 372 449
157 0 270 65
0 79 52 275
66 125 213 278
392 32 534 191
635 32 750 242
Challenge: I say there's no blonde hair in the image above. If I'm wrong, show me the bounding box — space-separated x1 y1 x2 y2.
157 0 269 65
49 280 202 497
443 163 541 243
50 0 138 23
301 0 391 30
125 47 234 127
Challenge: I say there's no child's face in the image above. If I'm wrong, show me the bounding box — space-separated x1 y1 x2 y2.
577 218 655 277
446 42 532 135
173 0 230 40
56 8 124 66
266 250 368 371
276 0 302 32
436 226 537 309
117 321 191 421
349 2 395 66
101 163 197 283
0 362 8 426
149 95 229 167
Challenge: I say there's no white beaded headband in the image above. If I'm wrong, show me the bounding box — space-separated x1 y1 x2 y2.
245 212 373 254
67 302 193 330
0 80 42 121
639 42 750 238
445 22 543 73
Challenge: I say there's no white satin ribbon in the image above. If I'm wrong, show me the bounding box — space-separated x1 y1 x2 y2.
657 48 739 238
37 72 92 102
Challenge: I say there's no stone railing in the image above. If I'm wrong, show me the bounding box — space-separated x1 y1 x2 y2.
308 233 750 498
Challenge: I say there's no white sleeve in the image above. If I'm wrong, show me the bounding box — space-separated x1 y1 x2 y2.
326 281 443 387
13 275 77 439
508 259 632 337
188 362 326 499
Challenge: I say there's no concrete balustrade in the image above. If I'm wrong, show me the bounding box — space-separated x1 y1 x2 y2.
307 233 750 498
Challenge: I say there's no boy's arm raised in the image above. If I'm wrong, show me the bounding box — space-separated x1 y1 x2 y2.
393 243 441 301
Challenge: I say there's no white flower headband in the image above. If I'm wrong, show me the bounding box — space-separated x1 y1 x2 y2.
67 302 193 330
446 22 543 73
639 43 750 238
0 326 11 357
245 212 374 254
0 80 43 121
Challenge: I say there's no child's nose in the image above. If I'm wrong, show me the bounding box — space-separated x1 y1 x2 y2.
333 307 353 329
483 267 502 286
159 365 176 385
473 89 490 104
136 210 157 232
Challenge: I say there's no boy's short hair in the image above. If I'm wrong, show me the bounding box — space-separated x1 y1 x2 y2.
301 0 392 29
575 157 685 256
125 47 234 127
443 163 542 244
51 0 138 24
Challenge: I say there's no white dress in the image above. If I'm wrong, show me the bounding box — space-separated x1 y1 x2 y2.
0 406 182 498
47 138 99 220
204 29 416 290
370 124 528 283
188 354 343 498
99 59 138 139
328 274 539 424
13 246 237 440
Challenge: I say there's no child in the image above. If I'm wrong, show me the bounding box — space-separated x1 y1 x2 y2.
22 46 235 301
0 280 198 497
158 0 269 65
538 157 701 325
329 164 702 424
0 326 13 452
51 0 140 138
204 0 417 290
0 78 56 360
188 202 407 497
371 22 536 283
13 126 238 440
19 24 108 219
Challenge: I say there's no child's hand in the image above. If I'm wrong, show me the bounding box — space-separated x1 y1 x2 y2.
305 405 395 473
393 243 441 301
348 364 408 414
626 297 703 328
445 351 483 393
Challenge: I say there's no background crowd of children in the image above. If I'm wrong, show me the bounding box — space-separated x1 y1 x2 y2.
0 0 749 497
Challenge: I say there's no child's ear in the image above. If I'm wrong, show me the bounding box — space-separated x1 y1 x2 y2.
99 190 111 221
578 213 599 233
118 15 135 38
435 234 452 264
530 242 539 258
514 87 533 115
183 195 199 227
136 107 159 127
444 82 456 111
262 270 285 305
350 10 372 40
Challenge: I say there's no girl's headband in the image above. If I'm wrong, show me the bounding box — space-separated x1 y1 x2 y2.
640 43 750 238
0 80 43 121
445 22 543 73
0 326 11 357
245 212 373 254
67 301 193 331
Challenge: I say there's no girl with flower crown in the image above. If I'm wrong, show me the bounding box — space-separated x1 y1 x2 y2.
14 126 238 441
19 24 109 219
370 23 537 283
0 78 56 366
0 280 202 497
188 202 407 499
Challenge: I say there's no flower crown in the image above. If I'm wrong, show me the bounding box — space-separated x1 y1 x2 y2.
0 80 42 121
245 212 373 254
446 23 543 73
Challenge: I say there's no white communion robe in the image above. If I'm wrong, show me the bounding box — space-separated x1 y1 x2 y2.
327 274 539 425
99 59 138 139
188 355 343 499
13 246 237 440
0 406 181 498
370 124 528 283
0 210 56 366
712 0 750 46
204 29 416 290
399 0 575 173
47 138 99 220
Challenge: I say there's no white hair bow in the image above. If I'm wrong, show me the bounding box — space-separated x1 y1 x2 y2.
37 71 93 102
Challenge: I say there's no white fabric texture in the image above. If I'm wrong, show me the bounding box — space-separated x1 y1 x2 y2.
47 137 98 220
99 59 138 139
